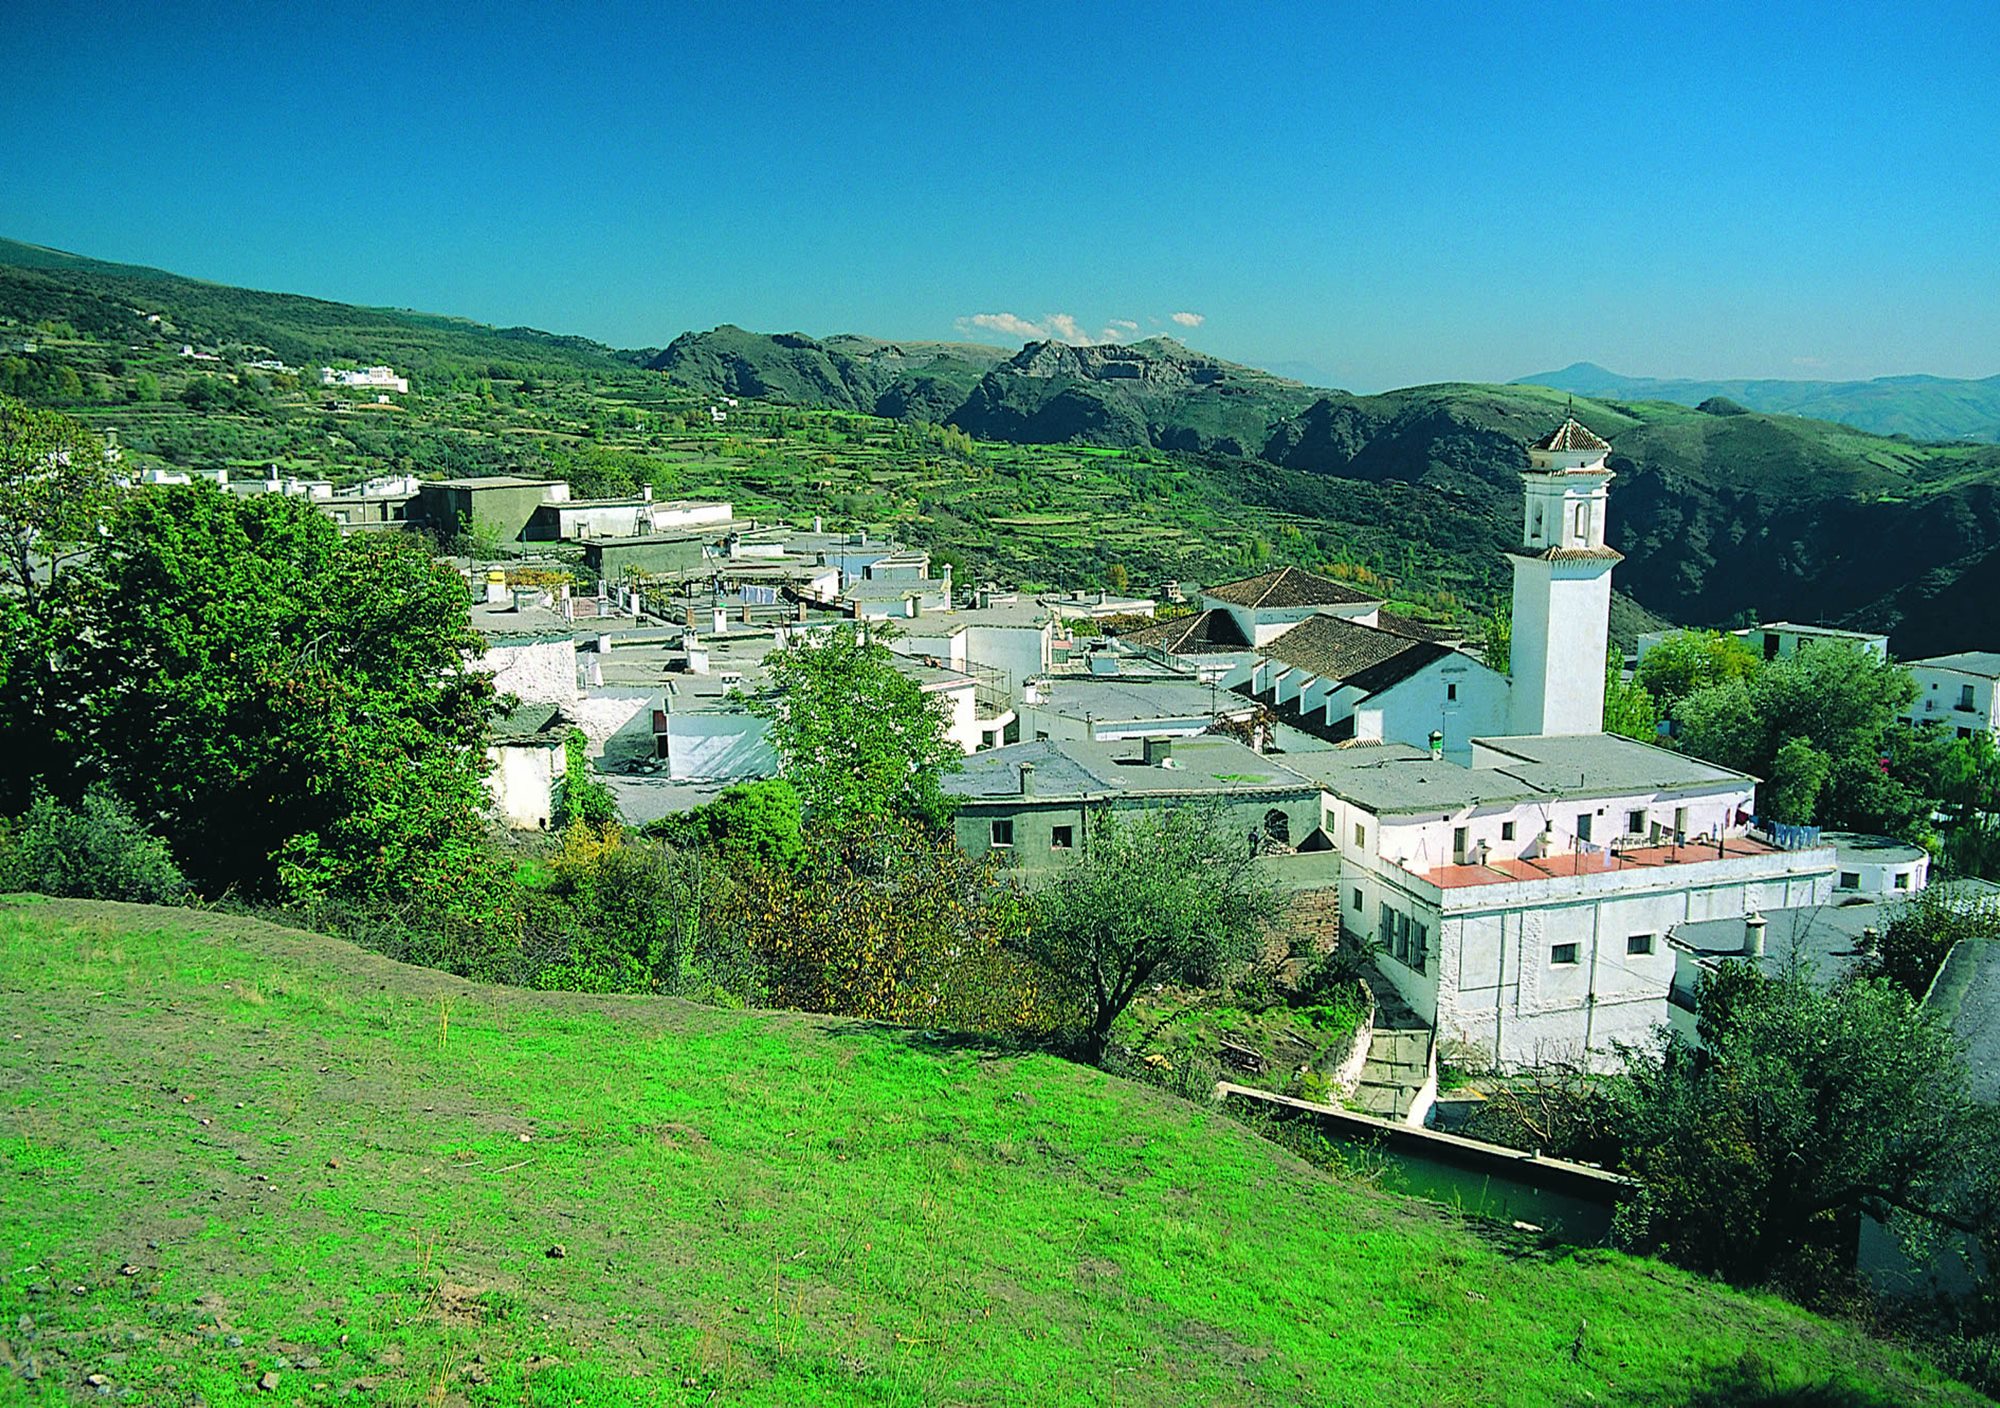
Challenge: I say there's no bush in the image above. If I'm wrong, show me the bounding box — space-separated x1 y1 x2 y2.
0 788 187 904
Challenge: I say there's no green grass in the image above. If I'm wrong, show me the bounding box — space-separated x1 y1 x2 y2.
0 898 1985 1406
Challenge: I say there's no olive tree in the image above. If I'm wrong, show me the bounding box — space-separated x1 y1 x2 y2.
1023 805 1282 1064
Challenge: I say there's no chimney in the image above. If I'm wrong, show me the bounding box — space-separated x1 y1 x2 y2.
907 593 921 619
683 631 710 676
1743 912 1767 959
796 598 808 623
742 601 752 624
1018 762 1035 796
642 484 653 502
1428 729 1445 761
812 515 823 533
712 606 729 636
1143 736 1173 767
485 570 507 605
588 655 603 687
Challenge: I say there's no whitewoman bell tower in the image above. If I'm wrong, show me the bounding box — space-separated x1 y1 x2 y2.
1508 413 1621 736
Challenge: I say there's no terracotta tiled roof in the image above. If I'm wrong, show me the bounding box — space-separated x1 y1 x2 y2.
1373 609 1460 644
1259 614 1449 689
1509 546 1626 564
1202 566 1381 610
1117 608 1252 654
1530 417 1612 453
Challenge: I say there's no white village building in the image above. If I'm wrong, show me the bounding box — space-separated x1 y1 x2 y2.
1899 652 2000 741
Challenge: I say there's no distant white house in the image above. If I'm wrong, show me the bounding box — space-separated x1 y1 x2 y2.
486 703 570 830
1636 621 1890 666
320 365 410 394
1901 652 2000 741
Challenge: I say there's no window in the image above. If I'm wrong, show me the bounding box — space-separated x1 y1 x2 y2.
1050 824 1074 850
1626 809 1645 835
1446 682 1458 701
1576 813 1593 843
1501 820 1516 842
1452 826 1469 863
1353 822 1367 850
1411 921 1429 974
1531 504 1544 541
1551 943 1580 966
1960 684 1977 711
1894 872 1911 890
1352 888 1363 913
1263 809 1291 846
1840 871 1861 889
990 818 1014 848
1627 934 1655 956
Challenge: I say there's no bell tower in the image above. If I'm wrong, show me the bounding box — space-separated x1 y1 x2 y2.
1508 414 1621 736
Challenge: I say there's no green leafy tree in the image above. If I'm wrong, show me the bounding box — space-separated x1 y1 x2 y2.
0 396 111 619
1863 885 2000 1000
1673 642 1919 832
554 729 620 829
1603 649 1661 741
1480 598 1511 675
1618 962 1990 1297
645 778 804 871
1635 629 1761 713
35 487 495 900
1 787 186 904
749 625 961 836
1023 806 1283 1064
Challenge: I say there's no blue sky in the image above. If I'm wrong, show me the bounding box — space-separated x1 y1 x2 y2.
4 1 1996 391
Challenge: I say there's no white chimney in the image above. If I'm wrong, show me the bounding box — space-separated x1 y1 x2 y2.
1018 762 1034 796
812 515 824 533
1743 912 1767 959
683 631 710 676
712 606 729 635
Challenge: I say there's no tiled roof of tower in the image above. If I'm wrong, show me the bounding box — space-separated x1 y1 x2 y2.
1202 566 1381 610
1530 417 1612 453
1116 608 1253 654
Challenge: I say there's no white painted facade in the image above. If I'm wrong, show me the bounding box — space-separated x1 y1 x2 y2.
1233 650 1509 762
1901 655 2000 740
1203 594 1379 649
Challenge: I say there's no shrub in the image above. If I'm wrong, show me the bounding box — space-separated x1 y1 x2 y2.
0 788 187 904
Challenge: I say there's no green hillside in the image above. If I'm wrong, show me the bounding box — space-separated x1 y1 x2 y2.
1518 362 2000 444
6 237 2000 654
0 897 1983 1406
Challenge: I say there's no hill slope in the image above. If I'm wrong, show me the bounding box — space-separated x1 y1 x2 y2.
1518 362 2000 444
0 897 1985 1406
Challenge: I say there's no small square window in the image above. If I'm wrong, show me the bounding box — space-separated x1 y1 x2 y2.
1627 933 1654 956
1894 873 1910 890
1501 821 1516 841
1551 943 1579 966
1840 871 1861 889
990 818 1014 848
1050 824 1074 850
1626 810 1645 835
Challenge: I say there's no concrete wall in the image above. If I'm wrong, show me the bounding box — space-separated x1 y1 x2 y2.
952 790 1324 877
419 482 557 544
568 691 658 767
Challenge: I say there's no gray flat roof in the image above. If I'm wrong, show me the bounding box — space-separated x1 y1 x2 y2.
1283 744 1546 814
1472 733 1753 795
943 737 1318 803
425 475 564 490
1673 881 2000 987
1909 652 2000 678
1925 932 2000 1104
1029 678 1244 723
1824 831 1929 867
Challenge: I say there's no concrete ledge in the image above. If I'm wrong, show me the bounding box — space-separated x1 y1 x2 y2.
1215 1081 1634 1203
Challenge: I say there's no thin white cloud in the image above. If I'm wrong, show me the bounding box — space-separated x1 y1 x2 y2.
955 312 1129 346
962 312 1046 340
1171 311 1205 328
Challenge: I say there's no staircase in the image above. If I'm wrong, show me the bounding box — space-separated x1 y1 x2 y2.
1351 965 1435 1123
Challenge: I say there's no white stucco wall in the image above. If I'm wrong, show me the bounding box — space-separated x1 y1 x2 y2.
1904 666 2000 738
1509 558 1612 737
665 712 778 782
479 638 580 703
485 740 566 830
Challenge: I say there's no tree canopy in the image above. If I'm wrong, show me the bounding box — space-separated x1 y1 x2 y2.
1023 805 1282 1063
1 481 494 900
749 625 961 836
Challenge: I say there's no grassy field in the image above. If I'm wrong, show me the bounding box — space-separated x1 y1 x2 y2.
0 898 1985 1406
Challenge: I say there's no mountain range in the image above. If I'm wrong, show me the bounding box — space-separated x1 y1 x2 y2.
4 235 1997 657
1514 362 2000 444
